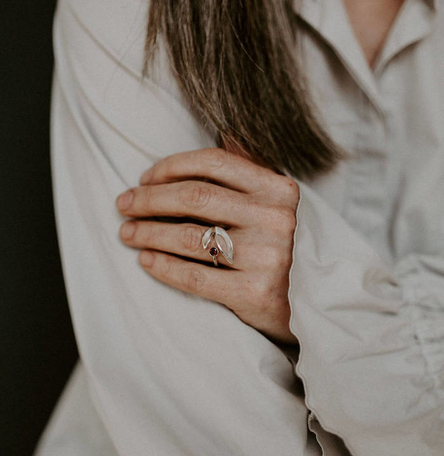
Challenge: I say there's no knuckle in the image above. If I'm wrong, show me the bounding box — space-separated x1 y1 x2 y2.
278 207 297 234
252 280 273 310
257 244 291 272
181 225 203 253
206 147 228 169
265 205 296 234
182 182 213 208
252 277 268 297
162 155 176 179
278 176 300 204
279 175 297 187
139 224 153 246
182 266 206 293
158 254 174 277
141 186 153 211
264 246 289 270
276 252 292 272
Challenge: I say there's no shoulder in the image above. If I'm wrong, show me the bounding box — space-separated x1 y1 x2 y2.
53 0 215 168
54 0 150 76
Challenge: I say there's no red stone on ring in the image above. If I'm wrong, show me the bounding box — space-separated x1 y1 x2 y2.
209 247 219 257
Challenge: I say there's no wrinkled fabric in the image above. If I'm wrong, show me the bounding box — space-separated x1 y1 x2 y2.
35 0 444 455
290 1 444 454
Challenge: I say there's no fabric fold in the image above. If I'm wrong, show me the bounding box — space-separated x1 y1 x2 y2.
287 181 444 456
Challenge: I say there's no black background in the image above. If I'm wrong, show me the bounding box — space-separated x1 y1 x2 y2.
1 2 78 454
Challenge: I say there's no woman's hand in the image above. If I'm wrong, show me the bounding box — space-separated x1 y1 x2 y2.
116 148 300 345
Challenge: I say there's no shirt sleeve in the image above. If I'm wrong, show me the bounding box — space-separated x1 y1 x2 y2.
287 181 444 456
47 1 323 455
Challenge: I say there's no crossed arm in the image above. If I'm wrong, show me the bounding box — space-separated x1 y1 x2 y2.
51 0 444 451
115 147 444 455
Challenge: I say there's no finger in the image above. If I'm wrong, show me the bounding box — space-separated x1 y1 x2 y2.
120 221 244 269
116 180 260 227
139 148 279 194
138 249 245 307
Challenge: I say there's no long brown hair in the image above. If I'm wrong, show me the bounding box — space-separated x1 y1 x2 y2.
145 0 342 179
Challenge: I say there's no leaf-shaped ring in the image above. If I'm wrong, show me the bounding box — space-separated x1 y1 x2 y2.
201 226 234 266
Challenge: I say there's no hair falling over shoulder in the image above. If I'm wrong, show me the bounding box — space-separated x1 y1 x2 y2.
145 0 343 180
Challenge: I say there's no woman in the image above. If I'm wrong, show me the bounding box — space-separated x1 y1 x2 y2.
36 0 443 455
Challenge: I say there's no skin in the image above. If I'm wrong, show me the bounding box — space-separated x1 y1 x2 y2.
116 0 405 346
343 0 405 68
117 148 300 345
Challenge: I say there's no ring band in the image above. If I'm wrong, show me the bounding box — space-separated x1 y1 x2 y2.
202 226 234 267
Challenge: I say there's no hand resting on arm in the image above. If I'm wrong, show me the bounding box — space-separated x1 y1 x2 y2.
116 147 300 345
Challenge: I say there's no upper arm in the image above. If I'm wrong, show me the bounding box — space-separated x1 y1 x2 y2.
51 1 315 454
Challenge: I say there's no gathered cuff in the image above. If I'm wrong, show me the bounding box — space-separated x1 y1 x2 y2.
286 182 444 456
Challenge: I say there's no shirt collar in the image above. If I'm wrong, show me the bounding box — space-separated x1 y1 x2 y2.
295 0 439 19
294 0 439 114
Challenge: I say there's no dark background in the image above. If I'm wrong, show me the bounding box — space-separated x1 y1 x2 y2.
1 2 78 455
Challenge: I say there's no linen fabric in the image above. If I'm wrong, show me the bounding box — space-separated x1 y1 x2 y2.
35 0 444 455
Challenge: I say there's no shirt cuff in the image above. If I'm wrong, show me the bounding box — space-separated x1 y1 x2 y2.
286 181 444 456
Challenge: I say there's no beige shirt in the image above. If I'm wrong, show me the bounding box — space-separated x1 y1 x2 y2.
35 0 444 455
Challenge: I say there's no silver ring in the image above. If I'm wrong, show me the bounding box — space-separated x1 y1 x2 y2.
202 226 234 267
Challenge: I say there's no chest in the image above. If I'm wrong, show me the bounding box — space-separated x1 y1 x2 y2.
342 0 406 67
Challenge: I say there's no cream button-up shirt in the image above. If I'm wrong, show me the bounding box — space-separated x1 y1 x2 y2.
35 0 444 455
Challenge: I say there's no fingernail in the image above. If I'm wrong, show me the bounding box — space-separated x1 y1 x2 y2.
140 168 153 185
116 190 134 210
139 250 154 267
121 221 136 240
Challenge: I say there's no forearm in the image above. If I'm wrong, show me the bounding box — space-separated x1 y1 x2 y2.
287 182 444 456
